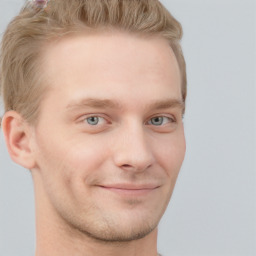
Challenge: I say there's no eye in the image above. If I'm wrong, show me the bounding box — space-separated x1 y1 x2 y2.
86 116 106 126
76 114 110 133
148 116 174 126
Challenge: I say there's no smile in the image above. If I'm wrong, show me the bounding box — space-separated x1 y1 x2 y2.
98 184 160 197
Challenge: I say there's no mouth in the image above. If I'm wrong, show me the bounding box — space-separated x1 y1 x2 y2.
97 184 160 197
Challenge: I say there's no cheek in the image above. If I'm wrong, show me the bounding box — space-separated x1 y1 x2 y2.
38 136 111 194
154 131 186 177
36 130 107 170
33 135 109 206
65 136 110 171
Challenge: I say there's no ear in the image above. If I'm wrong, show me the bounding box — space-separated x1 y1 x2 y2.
2 111 36 169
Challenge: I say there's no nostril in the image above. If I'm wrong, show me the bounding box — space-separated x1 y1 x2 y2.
121 164 138 172
120 163 152 173
122 164 131 168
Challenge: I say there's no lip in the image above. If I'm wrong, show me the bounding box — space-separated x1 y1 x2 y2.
97 184 160 196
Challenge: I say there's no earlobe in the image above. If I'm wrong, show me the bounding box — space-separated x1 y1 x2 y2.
2 111 36 169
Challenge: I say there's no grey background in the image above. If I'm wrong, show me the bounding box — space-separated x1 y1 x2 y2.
0 0 255 255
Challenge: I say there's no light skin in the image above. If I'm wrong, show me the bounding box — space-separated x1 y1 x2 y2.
2 30 186 256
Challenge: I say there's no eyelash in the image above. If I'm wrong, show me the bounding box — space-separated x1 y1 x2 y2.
85 116 108 126
79 114 176 127
147 116 175 126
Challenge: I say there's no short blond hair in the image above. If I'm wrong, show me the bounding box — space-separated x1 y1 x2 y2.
0 0 187 124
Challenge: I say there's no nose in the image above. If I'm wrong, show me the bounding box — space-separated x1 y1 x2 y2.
112 123 155 173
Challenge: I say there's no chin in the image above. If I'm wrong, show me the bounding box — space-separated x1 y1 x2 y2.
80 218 157 243
70 208 160 243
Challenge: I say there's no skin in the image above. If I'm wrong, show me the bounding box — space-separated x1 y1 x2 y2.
3 30 186 256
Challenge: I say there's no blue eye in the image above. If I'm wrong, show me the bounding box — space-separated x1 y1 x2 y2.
86 116 101 125
148 116 173 126
150 117 164 126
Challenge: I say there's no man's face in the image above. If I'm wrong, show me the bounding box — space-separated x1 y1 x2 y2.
31 31 186 242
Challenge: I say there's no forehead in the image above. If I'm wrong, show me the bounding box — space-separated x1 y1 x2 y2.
40 30 182 110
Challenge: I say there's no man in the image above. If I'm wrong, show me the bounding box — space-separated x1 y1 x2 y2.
0 0 187 255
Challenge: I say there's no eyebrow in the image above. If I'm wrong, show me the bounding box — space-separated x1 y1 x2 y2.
66 97 185 112
150 98 185 111
66 98 122 110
